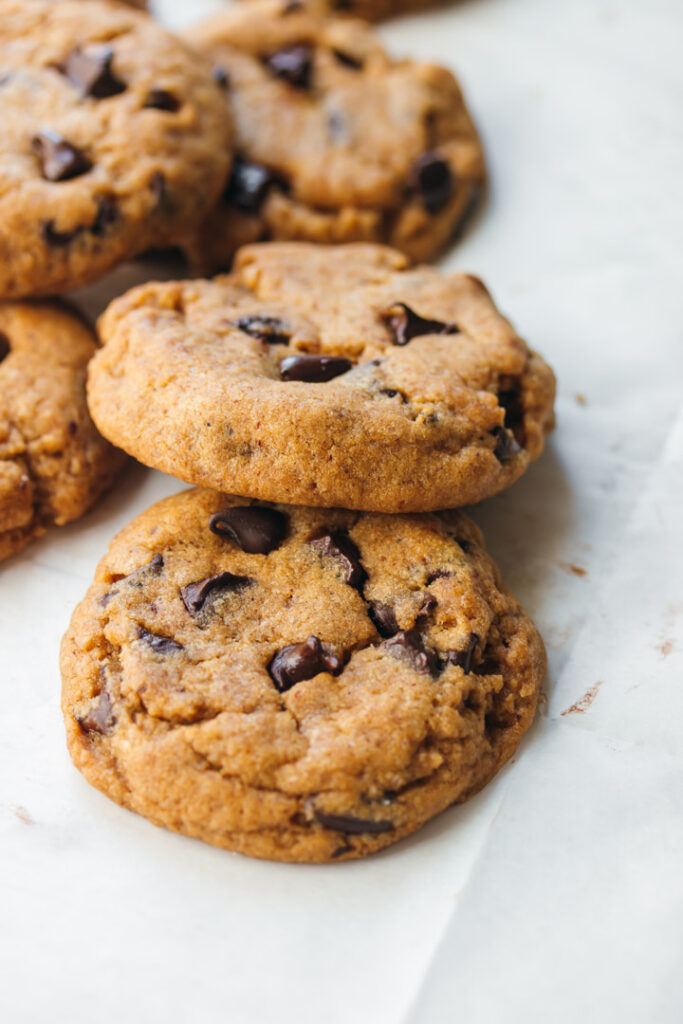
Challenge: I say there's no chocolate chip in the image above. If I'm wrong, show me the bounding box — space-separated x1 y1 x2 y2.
0 332 10 364
426 569 451 584
444 632 479 675
264 44 313 90
332 49 364 70
234 315 291 345
209 506 288 554
149 170 167 208
412 152 453 213
381 629 439 677
379 388 407 402
64 46 126 99
41 220 83 247
474 658 501 677
212 66 230 89
180 572 253 613
77 689 114 735
90 196 118 237
281 0 304 12
143 89 179 112
32 130 91 182
268 636 343 692
224 156 286 213
368 602 399 638
457 539 473 554
492 426 522 463
416 592 437 624
138 627 184 655
280 354 352 382
313 810 393 835
498 385 525 435
380 303 460 346
309 529 366 590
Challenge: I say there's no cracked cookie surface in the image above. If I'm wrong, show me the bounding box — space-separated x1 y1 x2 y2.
184 0 485 269
61 487 546 863
0 0 231 298
89 242 556 513
0 299 126 562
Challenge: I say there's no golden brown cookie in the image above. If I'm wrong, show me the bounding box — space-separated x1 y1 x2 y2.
0 0 232 298
61 487 546 862
184 0 484 269
88 242 555 513
0 300 126 562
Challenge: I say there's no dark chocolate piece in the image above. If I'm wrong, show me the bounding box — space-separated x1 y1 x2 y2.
224 156 286 213
234 315 291 345
380 302 460 346
309 529 366 590
0 332 10 364
264 44 313 90
492 426 522 463
138 627 184 655
313 810 393 835
268 636 342 692
77 689 114 735
412 152 453 213
368 602 399 638
443 632 479 675
64 46 125 98
381 628 439 677
180 571 253 613
143 89 179 112
280 354 352 382
32 130 91 181
209 505 288 554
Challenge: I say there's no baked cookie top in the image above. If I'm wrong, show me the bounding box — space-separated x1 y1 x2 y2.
89 242 556 513
61 487 546 862
0 0 232 298
185 0 485 266
0 300 126 563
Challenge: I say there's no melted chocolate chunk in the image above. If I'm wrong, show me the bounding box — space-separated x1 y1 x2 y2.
498 385 525 436
212 66 230 90
235 315 291 345
380 302 460 346
379 388 407 402
138 627 184 655
492 426 522 463
457 538 473 554
264 44 313 90
381 629 439 677
41 221 83 247
280 354 352 382
32 130 91 182
368 602 399 638
209 505 288 554
91 196 119 236
64 46 126 98
444 632 479 675
412 152 453 213
180 572 253 613
332 48 364 70
314 810 393 835
224 156 286 213
474 658 501 677
149 170 168 208
268 636 342 692
77 689 114 735
0 332 10 364
143 89 179 112
309 529 366 590
416 592 437 624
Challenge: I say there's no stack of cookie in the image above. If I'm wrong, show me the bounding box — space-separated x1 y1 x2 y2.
1 0 557 862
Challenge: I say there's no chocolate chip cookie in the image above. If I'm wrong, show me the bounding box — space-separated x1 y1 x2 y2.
184 0 485 269
0 0 232 298
88 242 556 513
242 0 446 24
61 487 546 862
0 300 126 563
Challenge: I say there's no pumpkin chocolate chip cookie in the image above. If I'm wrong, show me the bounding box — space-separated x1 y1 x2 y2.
88 242 556 513
0 299 126 563
61 487 546 862
184 0 485 268
0 0 231 298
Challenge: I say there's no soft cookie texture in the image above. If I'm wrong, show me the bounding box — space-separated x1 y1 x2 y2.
88 243 556 513
184 0 485 269
0 0 232 298
0 300 126 562
61 488 546 863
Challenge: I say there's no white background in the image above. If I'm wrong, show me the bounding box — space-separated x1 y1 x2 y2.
2 0 682 1021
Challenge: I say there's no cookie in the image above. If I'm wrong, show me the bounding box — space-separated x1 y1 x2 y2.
0 300 126 562
61 487 546 863
88 242 556 513
184 0 485 269
241 0 446 24
0 0 232 298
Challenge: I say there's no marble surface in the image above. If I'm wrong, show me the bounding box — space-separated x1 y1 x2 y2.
1 0 682 1021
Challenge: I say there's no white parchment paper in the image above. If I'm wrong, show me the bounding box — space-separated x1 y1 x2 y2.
1 0 681 1021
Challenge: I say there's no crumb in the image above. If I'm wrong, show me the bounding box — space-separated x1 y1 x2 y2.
13 805 34 825
575 393 586 406
561 681 602 716
657 639 674 658
559 561 587 578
